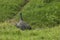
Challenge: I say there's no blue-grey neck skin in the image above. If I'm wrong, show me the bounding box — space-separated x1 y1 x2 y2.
20 13 23 20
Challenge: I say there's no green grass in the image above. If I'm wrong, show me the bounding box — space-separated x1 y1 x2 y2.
0 22 60 40
20 0 60 28
0 0 25 22
0 0 60 27
0 0 60 40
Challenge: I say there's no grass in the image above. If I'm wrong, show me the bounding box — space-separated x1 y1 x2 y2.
0 0 60 40
20 0 60 28
0 0 60 27
0 22 60 40
0 0 26 22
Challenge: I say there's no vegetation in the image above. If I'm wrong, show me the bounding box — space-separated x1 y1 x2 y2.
0 0 25 22
21 0 60 28
0 0 60 40
0 22 60 40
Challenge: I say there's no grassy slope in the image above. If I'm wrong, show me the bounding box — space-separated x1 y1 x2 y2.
20 0 60 28
0 0 60 40
0 22 60 40
0 0 25 22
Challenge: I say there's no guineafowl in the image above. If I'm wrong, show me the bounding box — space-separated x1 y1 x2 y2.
16 13 31 30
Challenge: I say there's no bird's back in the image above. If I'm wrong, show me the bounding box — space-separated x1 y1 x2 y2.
16 20 31 30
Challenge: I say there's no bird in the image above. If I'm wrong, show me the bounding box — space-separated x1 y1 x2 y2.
16 13 31 30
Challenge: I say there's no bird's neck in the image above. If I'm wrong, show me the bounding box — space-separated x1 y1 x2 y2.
20 13 23 20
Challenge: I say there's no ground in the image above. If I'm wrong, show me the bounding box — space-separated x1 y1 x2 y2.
0 22 60 40
0 0 60 40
